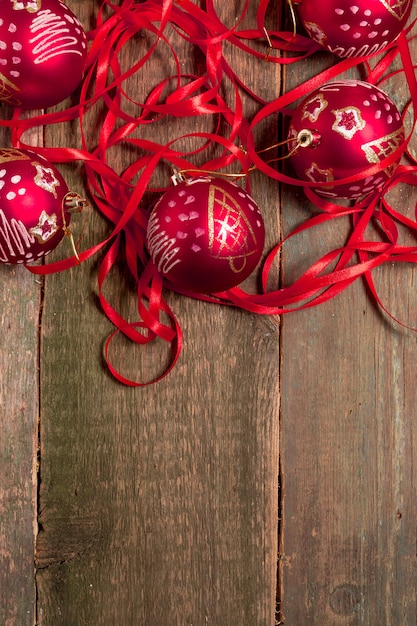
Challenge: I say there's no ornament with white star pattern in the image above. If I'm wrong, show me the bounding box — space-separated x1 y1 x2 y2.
0 148 84 264
287 79 404 199
146 175 265 294
294 0 412 58
0 0 88 109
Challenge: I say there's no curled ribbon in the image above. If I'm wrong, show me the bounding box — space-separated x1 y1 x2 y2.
1 1 416 385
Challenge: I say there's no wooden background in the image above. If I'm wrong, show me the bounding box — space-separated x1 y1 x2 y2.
1 1 416 625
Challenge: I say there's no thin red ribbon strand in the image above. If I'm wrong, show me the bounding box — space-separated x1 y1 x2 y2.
0 0 415 384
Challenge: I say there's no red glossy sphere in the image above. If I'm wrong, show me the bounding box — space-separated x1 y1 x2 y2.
296 0 412 58
287 79 404 199
0 148 71 264
146 176 265 294
0 0 88 109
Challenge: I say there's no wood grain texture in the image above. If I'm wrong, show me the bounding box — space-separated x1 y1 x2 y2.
0 266 39 626
35 2 281 625
279 12 417 625
4 2 415 624
0 122 42 625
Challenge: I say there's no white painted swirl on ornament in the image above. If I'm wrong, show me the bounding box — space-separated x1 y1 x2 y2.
329 41 389 58
147 213 182 275
29 9 84 64
0 209 35 262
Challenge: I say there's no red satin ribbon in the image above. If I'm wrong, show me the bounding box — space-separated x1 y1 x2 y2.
0 1 415 385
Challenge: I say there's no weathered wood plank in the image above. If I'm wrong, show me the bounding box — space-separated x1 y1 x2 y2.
0 268 39 626
36 2 281 624
279 11 417 624
0 120 42 624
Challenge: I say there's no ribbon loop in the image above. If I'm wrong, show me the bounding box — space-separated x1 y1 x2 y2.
0 0 414 384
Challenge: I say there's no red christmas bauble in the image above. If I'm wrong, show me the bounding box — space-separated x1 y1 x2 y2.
287 79 404 199
295 0 412 58
146 176 265 293
0 148 75 264
0 0 88 109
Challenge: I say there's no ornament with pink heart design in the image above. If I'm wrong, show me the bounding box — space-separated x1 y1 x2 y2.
293 0 412 58
146 176 265 294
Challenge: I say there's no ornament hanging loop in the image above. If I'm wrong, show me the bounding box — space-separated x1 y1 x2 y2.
256 131 321 165
296 129 321 149
263 27 273 61
263 0 298 61
61 192 88 264
171 166 248 183
286 0 298 40
171 169 187 186
63 191 88 214
172 132 322 183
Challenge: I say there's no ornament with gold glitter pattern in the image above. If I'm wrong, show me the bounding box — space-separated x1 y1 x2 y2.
287 79 405 199
0 148 84 264
146 176 265 294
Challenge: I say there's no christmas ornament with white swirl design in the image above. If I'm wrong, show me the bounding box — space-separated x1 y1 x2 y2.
0 0 88 109
0 148 84 264
146 176 265 294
